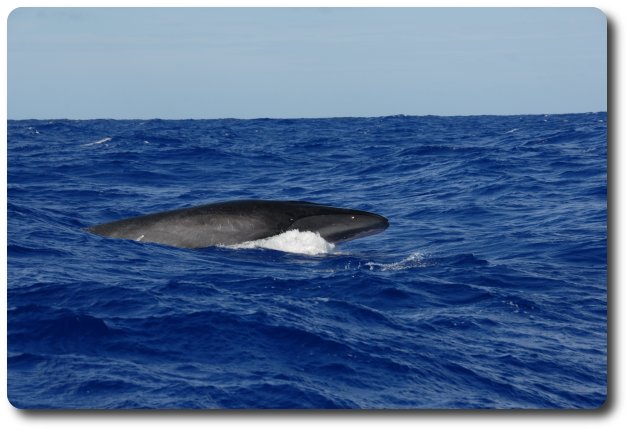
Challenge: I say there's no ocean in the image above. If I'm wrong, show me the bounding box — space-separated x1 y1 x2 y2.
7 113 607 409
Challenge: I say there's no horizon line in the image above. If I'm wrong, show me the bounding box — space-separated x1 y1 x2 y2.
8 111 608 122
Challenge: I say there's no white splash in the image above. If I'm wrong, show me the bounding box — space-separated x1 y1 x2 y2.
228 229 335 255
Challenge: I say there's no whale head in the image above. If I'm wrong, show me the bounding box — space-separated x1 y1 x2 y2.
286 205 389 243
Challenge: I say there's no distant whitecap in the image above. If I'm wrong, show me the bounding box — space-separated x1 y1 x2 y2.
82 137 112 147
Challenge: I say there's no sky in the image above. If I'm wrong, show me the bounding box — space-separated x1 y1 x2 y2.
7 7 607 119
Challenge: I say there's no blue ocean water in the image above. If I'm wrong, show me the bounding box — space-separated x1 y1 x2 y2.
7 114 607 409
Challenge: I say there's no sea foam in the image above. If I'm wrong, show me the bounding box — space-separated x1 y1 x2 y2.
365 252 428 271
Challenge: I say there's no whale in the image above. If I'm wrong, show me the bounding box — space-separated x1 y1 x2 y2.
86 199 389 248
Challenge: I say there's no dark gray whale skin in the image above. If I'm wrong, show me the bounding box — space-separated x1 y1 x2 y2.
86 200 389 248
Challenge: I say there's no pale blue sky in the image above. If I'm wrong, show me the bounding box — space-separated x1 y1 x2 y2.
8 7 607 119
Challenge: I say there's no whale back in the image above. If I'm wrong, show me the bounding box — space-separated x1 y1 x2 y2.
87 199 388 248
